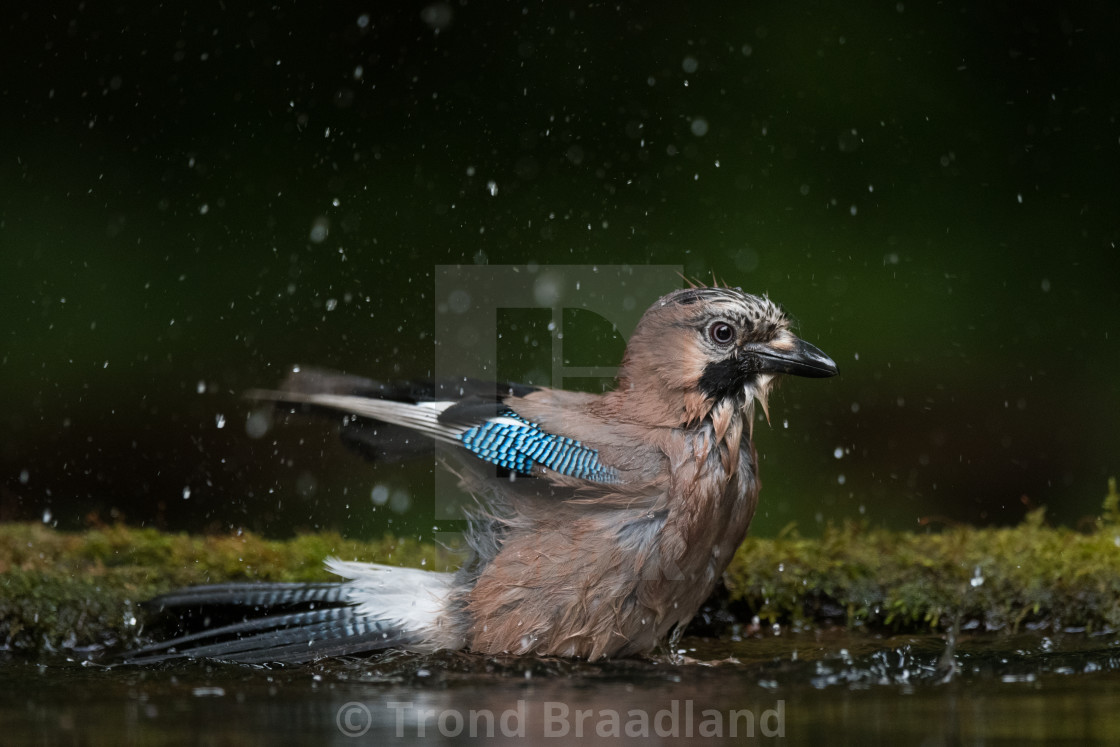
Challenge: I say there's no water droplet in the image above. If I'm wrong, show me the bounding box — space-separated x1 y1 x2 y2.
970 565 985 587
245 409 271 439
309 216 330 243
390 489 411 513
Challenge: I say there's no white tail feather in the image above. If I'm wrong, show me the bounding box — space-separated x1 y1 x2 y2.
326 559 453 639
256 391 464 444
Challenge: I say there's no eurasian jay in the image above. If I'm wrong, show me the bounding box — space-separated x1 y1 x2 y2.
127 286 837 664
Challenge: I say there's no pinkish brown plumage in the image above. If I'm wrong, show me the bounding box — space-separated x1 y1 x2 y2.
128 286 837 665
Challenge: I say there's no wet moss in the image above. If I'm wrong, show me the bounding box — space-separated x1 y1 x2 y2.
0 523 434 655
1 481 1118 657
724 480 1120 634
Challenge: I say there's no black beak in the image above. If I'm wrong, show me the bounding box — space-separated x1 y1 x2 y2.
746 337 839 378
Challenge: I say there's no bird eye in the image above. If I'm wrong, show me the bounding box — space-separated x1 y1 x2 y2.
708 322 735 345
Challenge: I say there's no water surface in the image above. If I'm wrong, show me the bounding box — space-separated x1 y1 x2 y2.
6 630 1119 745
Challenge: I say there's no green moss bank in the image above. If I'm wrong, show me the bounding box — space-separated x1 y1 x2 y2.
3 481 1119 658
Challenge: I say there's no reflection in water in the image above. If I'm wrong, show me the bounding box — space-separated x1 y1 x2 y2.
3 630 1120 744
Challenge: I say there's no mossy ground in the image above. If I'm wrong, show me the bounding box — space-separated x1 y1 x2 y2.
2 481 1118 658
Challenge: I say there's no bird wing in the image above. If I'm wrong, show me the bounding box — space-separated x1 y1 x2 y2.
251 367 621 487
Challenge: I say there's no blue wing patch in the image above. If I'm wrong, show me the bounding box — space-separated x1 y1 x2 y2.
459 410 619 483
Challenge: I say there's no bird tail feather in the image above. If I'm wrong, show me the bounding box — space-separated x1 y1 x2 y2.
123 562 454 665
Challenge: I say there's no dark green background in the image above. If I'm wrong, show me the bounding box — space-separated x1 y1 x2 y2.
2 1 1117 540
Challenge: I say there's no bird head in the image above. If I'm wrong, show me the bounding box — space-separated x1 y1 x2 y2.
616 286 838 427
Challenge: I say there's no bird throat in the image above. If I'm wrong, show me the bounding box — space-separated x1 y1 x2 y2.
747 373 775 437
